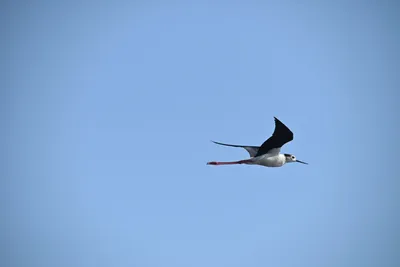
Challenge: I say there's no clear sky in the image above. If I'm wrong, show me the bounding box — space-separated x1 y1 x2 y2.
3 1 400 266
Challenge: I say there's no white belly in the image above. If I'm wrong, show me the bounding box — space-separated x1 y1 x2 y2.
256 154 285 167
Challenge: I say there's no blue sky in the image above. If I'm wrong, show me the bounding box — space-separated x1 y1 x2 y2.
3 1 400 266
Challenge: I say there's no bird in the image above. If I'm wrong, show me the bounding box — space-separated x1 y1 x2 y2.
207 117 308 167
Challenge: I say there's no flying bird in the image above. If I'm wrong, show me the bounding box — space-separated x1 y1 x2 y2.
207 117 308 167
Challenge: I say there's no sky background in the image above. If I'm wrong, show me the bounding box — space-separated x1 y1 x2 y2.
2 1 400 266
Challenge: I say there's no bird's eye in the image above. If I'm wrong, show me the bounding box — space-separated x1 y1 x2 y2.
292 156 295 159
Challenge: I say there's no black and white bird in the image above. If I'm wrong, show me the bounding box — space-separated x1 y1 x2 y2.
207 117 308 167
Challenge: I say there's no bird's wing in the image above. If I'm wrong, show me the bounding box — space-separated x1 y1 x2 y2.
255 117 294 157
211 141 260 157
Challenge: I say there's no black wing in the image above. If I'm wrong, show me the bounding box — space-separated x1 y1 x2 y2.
255 117 294 157
211 141 260 157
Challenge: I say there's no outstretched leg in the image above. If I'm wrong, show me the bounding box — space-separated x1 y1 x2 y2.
207 159 253 166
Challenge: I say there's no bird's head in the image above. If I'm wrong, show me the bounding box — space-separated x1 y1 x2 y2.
284 154 308 165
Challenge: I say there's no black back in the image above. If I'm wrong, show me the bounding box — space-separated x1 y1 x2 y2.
255 117 294 157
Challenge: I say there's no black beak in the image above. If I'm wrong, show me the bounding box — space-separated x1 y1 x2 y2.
296 160 308 165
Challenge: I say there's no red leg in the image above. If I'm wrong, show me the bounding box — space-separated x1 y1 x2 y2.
207 159 252 165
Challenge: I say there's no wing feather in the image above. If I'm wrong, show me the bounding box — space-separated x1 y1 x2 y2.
211 141 260 157
255 117 294 157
